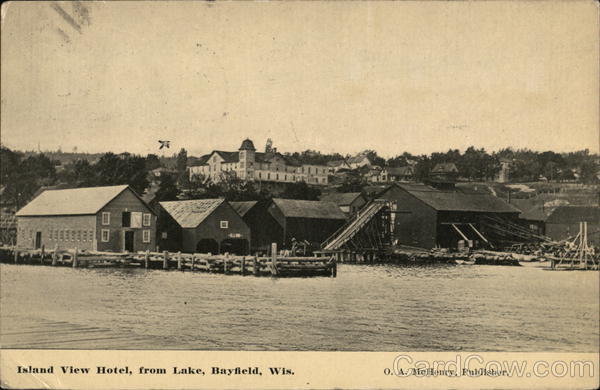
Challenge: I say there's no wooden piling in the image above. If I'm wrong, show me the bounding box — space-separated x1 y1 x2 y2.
253 256 260 276
270 243 278 276
240 256 246 275
144 250 149 269
72 248 78 268
40 246 45 264
224 253 229 274
163 251 169 269
13 250 18 264
177 251 182 270
191 254 195 271
51 249 57 266
331 257 337 278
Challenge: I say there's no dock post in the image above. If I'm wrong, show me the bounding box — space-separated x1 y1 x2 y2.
270 243 278 276
13 250 18 264
253 256 260 276
41 246 45 264
191 254 195 272
144 250 149 269
72 247 78 268
177 251 182 271
51 248 57 266
240 256 246 275
163 251 169 269
224 253 229 274
331 257 337 278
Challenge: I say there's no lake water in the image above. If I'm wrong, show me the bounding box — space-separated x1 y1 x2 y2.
1 263 598 351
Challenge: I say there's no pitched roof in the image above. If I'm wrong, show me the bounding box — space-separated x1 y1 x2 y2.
320 192 363 206
389 183 520 213
271 199 347 220
546 206 600 224
159 199 225 228
519 205 548 222
327 160 348 167
16 185 131 217
347 154 371 164
432 162 459 174
229 201 258 217
385 166 414 176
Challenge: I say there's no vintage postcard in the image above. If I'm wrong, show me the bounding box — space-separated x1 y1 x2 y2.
0 1 598 389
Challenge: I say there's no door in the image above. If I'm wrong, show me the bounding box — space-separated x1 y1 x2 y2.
34 232 42 249
124 231 135 252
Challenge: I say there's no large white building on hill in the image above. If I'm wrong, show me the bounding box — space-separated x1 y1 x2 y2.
188 139 329 186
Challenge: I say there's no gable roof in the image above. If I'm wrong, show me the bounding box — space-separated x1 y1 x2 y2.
320 192 363 206
159 198 225 228
546 206 600 224
271 198 347 220
385 166 414 176
384 183 520 213
16 185 134 217
347 154 371 164
519 205 549 222
229 201 258 217
432 162 459 174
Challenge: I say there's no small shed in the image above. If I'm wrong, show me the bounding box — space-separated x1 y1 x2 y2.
319 192 367 215
15 185 157 252
267 198 347 248
545 206 600 246
230 200 283 254
158 199 250 254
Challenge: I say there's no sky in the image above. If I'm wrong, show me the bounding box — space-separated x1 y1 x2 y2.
1 1 599 158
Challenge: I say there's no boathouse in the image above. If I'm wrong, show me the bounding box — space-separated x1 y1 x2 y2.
158 199 250 254
15 185 157 252
376 183 521 249
229 200 283 254
545 206 600 246
267 198 347 249
319 192 367 216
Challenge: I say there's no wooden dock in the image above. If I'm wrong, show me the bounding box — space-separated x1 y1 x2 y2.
0 246 337 278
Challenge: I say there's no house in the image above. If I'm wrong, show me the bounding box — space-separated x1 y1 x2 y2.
267 198 347 248
319 192 367 215
376 183 521 249
517 205 548 236
495 158 512 183
430 163 459 183
545 206 600 246
15 185 157 252
230 200 283 254
158 198 250 254
188 139 329 186
371 166 414 183
327 159 351 173
346 153 373 170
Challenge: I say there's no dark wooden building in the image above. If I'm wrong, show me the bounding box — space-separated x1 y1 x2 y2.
545 206 600 246
15 185 157 252
267 198 347 249
376 183 521 249
230 200 283 254
158 199 250 254
319 192 367 216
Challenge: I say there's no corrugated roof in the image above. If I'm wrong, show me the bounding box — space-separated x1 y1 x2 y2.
546 206 600 224
159 199 224 228
320 192 363 206
272 198 347 220
394 183 520 213
16 185 129 217
229 201 258 217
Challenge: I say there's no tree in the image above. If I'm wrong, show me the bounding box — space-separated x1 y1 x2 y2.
176 148 188 186
58 159 97 187
155 174 180 202
280 181 321 201
145 154 161 171
94 153 149 194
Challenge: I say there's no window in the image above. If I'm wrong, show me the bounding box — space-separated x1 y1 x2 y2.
143 230 151 243
131 212 142 228
143 213 151 226
59 230 63 240
101 229 110 242
89 230 94 242
102 212 110 225
82 230 87 242
220 220 229 229
70 230 75 241
76 230 81 241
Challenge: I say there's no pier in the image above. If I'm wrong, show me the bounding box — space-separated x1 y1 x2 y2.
0 244 337 278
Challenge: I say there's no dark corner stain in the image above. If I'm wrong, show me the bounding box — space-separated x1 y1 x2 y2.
72 1 91 27
50 2 81 34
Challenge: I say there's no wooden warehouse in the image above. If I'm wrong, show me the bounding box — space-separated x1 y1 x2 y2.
15 185 157 252
319 192 367 216
376 183 521 249
229 200 283 254
267 198 347 249
545 206 600 246
158 199 250 254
